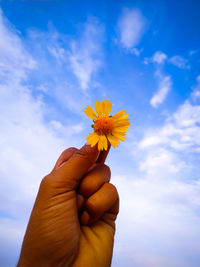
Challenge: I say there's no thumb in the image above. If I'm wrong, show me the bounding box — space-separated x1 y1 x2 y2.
51 143 100 190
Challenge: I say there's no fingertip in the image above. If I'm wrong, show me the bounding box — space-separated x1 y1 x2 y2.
79 143 100 163
53 147 78 171
77 194 85 211
80 211 90 225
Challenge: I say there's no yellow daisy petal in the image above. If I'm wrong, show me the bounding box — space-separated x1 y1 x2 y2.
95 101 103 117
112 110 126 119
98 136 103 151
113 127 128 133
84 105 97 120
112 129 127 136
98 135 108 150
113 114 129 121
114 120 130 127
104 99 112 116
112 132 126 141
86 132 100 147
107 134 120 148
102 99 106 115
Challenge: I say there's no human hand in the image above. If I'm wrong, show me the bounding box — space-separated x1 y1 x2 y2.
17 143 119 267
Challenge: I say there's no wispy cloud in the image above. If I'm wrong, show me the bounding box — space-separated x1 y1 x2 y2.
150 75 172 108
14 17 104 113
69 17 104 90
169 55 190 69
191 75 200 99
145 50 190 69
113 171 200 267
152 51 167 64
118 8 146 52
142 80 200 153
113 85 200 267
0 9 84 266
143 51 167 65
0 9 36 81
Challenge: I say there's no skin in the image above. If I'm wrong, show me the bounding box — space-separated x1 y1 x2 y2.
17 143 119 267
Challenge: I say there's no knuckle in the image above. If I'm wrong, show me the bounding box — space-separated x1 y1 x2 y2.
103 164 111 178
61 147 78 157
75 150 94 166
108 183 119 197
86 199 97 213
95 163 111 179
67 147 78 153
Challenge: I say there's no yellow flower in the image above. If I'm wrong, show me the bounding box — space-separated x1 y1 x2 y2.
84 99 130 151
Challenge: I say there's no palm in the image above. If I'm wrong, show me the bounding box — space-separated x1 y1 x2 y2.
34 188 117 267
72 216 116 267
49 190 117 267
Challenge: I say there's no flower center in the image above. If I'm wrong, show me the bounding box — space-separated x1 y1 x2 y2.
94 117 113 135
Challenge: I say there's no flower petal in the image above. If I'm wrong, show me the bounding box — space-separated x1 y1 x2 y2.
107 134 120 148
86 132 99 147
104 99 112 116
97 135 108 151
112 110 126 119
114 120 130 127
98 136 103 150
84 105 97 120
102 99 106 115
95 101 103 117
112 128 127 136
112 131 126 141
113 127 129 133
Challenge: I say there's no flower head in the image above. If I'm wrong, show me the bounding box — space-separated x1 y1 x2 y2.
84 99 130 151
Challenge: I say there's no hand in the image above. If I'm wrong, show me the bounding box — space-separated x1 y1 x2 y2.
17 144 119 267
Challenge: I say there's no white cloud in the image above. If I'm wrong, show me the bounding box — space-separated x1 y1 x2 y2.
69 17 104 90
169 55 190 69
118 8 146 50
0 9 36 81
48 46 66 64
0 9 84 266
130 47 143 56
113 84 200 266
139 148 185 176
112 173 200 267
141 101 200 153
19 21 102 112
143 51 167 65
191 75 200 100
150 75 172 108
147 52 190 108
145 51 190 70
152 51 167 64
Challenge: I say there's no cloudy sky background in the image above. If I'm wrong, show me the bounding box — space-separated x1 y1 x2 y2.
0 0 200 266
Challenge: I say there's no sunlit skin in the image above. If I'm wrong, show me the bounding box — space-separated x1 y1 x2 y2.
17 143 119 267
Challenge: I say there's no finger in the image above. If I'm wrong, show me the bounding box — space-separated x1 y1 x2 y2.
79 163 111 198
51 143 100 190
52 147 78 171
81 210 90 225
77 194 84 211
96 143 111 164
81 183 119 225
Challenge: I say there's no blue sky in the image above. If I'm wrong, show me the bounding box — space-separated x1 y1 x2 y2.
0 0 200 266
